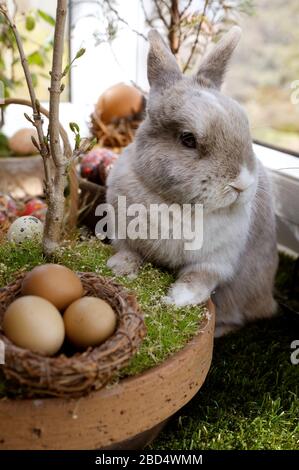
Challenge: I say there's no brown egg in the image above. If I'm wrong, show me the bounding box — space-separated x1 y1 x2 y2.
3 296 65 356
21 264 84 310
95 83 143 124
8 128 39 156
63 297 117 349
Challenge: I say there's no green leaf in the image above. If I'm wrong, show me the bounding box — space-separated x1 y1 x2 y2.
37 9 55 27
107 21 118 41
27 51 45 67
75 134 81 150
63 64 70 76
69 122 80 133
26 15 36 31
63 48 86 76
88 137 97 150
75 48 86 59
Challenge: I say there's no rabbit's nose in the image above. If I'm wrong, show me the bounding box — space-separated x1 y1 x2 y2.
229 167 254 193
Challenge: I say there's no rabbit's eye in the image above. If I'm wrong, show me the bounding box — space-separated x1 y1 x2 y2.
180 132 196 149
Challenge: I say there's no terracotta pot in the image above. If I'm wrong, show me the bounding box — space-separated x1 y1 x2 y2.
0 301 215 450
0 156 44 198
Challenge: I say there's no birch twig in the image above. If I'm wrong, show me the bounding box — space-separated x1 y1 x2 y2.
43 0 69 256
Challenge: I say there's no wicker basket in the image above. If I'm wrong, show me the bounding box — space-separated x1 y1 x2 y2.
0 272 146 398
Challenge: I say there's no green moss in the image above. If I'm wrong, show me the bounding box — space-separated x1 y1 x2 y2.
0 239 205 395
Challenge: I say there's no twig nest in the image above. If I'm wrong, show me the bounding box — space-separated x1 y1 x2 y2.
7 216 43 243
8 128 39 156
95 83 144 124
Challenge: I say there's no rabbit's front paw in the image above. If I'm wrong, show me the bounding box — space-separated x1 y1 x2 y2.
107 250 141 278
163 281 210 307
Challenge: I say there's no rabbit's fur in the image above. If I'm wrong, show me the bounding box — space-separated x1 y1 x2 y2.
106 27 278 337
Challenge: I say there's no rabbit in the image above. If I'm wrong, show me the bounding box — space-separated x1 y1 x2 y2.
105 26 278 337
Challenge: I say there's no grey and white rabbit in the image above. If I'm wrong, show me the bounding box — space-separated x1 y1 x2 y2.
106 27 278 337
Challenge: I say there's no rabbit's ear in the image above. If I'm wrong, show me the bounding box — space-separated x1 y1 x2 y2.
147 29 181 91
195 26 241 88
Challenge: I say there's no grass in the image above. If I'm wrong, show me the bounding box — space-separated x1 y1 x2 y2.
150 254 299 450
0 239 205 395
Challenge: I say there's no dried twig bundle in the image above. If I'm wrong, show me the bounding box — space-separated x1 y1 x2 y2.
90 111 145 149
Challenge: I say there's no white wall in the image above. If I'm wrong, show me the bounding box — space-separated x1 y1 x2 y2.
70 0 149 106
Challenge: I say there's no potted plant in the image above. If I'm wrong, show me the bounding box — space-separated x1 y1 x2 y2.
0 239 215 450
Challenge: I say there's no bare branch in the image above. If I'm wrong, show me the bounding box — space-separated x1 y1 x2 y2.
153 0 169 29
182 0 210 73
48 2 67 168
160 0 171 12
0 108 4 128
42 0 71 255
179 0 194 19
1 98 72 159
140 0 155 27
104 0 147 41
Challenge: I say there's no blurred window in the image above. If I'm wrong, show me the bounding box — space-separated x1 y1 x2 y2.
1 0 70 102
225 0 299 154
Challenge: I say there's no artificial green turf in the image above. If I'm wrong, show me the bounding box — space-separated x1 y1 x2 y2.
150 254 299 450
0 239 205 396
